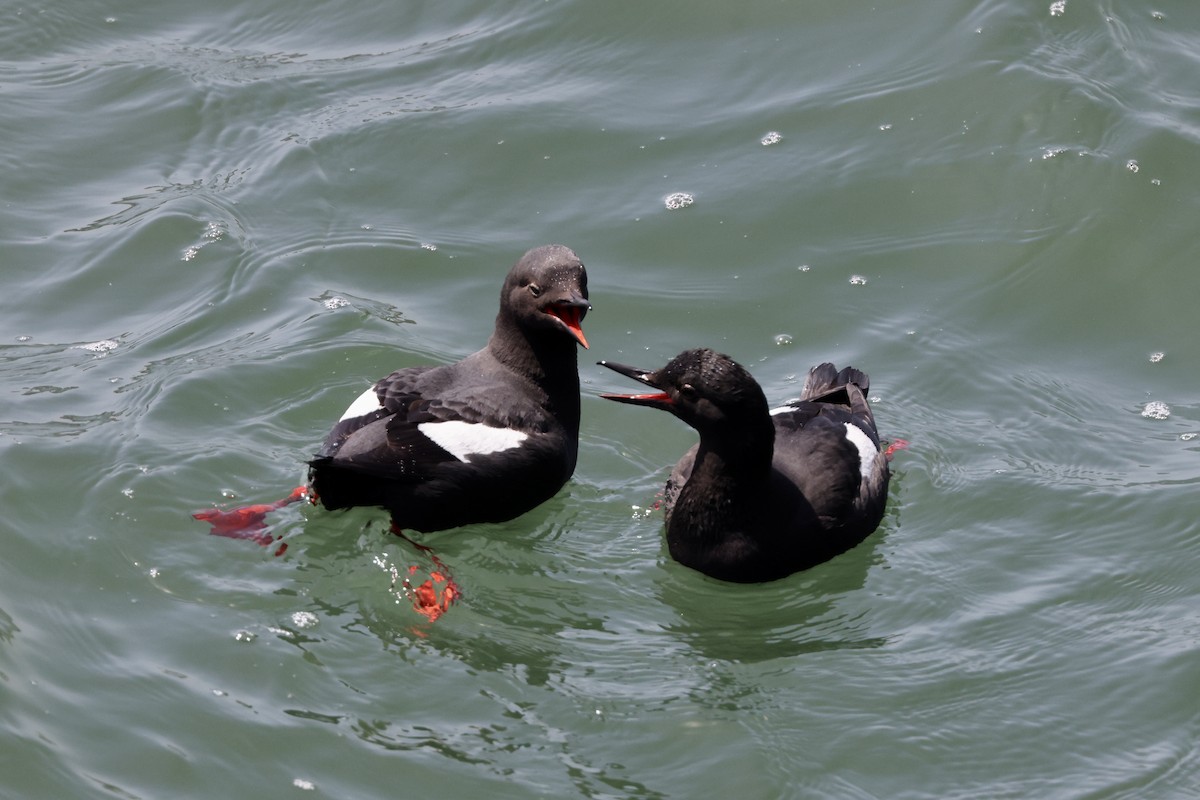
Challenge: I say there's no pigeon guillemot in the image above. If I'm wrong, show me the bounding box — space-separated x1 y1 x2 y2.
307 244 591 532
599 348 892 583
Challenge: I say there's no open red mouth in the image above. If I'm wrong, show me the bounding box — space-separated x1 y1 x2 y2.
598 391 674 408
547 304 589 349
596 360 676 410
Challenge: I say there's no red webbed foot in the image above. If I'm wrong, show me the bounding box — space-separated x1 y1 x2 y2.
192 485 310 549
389 523 461 622
404 566 462 622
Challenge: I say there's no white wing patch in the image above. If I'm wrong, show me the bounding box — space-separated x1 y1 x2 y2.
770 401 799 416
417 421 529 462
339 386 384 421
842 422 879 480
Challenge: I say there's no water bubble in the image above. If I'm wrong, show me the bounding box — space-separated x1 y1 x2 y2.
291 611 319 629
1049 1 1066 16
182 222 226 261
773 333 794 346
1149 352 1164 363
16 335 32 342
1141 401 1170 420
1180 433 1196 441
121 488 134 499
75 339 118 354
664 192 694 210
849 275 868 286
322 296 349 310
797 264 810 272
420 242 438 251
1041 147 1069 160
760 131 783 146
293 779 316 791
233 630 257 643
1126 159 1140 173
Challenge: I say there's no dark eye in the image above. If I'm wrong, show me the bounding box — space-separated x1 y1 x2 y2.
679 383 697 399
528 284 543 298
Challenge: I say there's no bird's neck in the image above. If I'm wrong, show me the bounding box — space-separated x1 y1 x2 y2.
669 422 775 542
487 319 581 424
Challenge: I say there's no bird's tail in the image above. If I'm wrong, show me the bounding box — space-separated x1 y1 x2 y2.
801 363 869 402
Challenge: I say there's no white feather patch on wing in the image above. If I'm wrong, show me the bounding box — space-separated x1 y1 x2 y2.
842 422 879 480
770 401 800 416
417 421 529 462
339 386 383 421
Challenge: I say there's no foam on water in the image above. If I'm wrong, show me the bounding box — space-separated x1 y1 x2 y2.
74 339 119 354
290 611 319 629
664 192 694 210
1141 401 1170 420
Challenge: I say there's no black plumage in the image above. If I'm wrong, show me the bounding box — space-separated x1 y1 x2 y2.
600 349 891 582
308 244 590 532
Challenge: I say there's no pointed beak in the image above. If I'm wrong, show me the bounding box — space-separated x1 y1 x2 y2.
597 360 674 409
547 297 590 349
